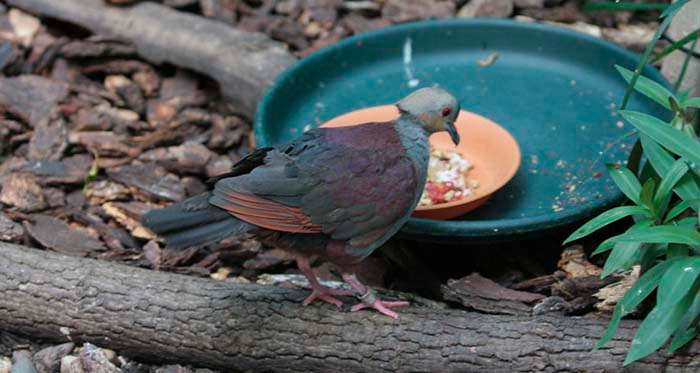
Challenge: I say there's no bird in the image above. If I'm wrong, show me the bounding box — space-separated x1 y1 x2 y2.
142 87 461 318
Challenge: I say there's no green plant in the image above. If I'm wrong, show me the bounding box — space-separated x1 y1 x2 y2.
83 149 100 193
567 0 700 365
583 2 669 12
565 71 700 364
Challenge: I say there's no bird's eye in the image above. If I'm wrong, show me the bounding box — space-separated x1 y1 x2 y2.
441 107 452 117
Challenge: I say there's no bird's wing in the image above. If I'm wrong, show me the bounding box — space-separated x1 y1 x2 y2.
206 146 274 185
210 124 419 249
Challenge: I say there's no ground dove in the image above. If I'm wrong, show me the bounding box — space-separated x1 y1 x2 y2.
143 87 461 318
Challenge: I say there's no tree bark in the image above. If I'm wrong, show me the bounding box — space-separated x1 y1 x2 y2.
6 0 296 119
0 242 698 372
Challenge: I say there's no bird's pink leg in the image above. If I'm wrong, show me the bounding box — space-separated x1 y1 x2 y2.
341 273 409 319
296 257 352 308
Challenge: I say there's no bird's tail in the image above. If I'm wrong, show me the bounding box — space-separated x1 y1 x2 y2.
142 192 254 249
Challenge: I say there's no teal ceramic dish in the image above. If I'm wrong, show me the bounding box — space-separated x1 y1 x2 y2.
254 19 670 242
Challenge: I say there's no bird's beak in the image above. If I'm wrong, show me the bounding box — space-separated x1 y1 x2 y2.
447 123 460 145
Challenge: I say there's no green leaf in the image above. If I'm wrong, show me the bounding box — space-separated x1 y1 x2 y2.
641 135 700 202
670 325 699 353
602 241 643 278
685 97 700 108
657 257 700 307
640 178 657 212
639 161 660 187
593 237 618 256
665 199 700 223
608 164 643 204
627 139 643 174
660 0 690 19
601 220 655 277
620 3 681 109
667 243 690 258
592 220 653 257
640 243 665 272
624 286 695 364
615 65 675 109
619 254 676 317
624 258 700 364
653 29 700 62
670 293 700 353
676 217 699 227
622 111 700 167
615 225 700 246
564 206 651 244
653 158 690 214
675 38 698 92
671 327 699 352
583 2 668 12
669 96 684 113
678 90 691 103
597 305 623 350
597 260 671 349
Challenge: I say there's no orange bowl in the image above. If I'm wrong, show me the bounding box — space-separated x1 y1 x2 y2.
322 105 521 220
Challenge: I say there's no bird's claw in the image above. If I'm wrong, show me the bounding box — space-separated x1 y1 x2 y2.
351 299 410 319
302 286 352 308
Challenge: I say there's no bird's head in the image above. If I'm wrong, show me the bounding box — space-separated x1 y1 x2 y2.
397 87 460 145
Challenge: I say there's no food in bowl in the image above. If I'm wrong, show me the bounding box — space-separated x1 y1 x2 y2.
419 148 479 207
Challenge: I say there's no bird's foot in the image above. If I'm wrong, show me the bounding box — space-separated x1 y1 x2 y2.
351 299 410 319
302 286 352 308
351 288 409 319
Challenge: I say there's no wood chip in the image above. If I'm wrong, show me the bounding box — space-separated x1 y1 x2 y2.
205 155 232 179
8 8 40 47
0 75 68 127
60 37 137 59
0 172 47 212
162 247 201 268
595 266 640 312
142 240 162 269
441 273 544 315
44 187 66 208
60 356 85 373
383 0 455 22
207 115 246 150
27 118 68 161
24 214 105 256
0 212 24 241
79 343 119 373
512 271 566 294
557 245 602 278
84 180 131 204
210 267 232 281
107 163 185 201
139 141 214 175
69 131 140 157
181 176 207 197
71 211 136 251
33 342 75 373
457 0 512 18
102 201 157 240
105 75 145 114
17 154 92 185
341 13 391 35
132 69 160 97
243 248 294 270
532 296 570 315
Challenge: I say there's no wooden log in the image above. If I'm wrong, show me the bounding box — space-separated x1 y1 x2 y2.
0 242 698 371
6 0 296 118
